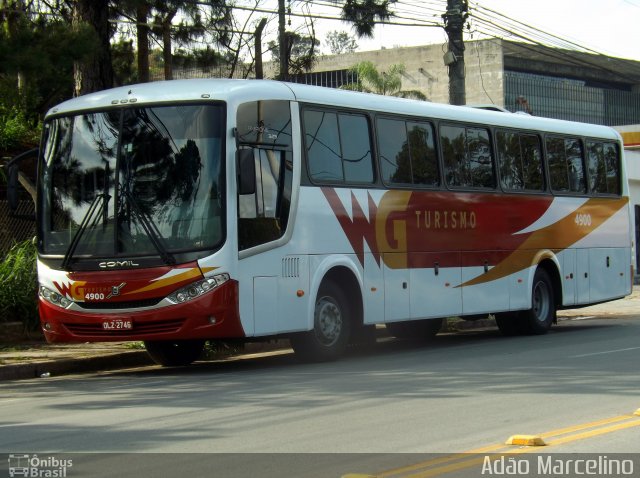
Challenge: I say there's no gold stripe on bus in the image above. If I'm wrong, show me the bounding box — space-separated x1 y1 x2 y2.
123 267 203 295
459 197 628 288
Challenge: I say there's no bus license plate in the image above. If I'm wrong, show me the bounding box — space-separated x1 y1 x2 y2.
102 319 133 330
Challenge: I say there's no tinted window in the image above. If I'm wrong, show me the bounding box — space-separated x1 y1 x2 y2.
340 114 374 183
378 118 439 186
305 110 342 182
378 118 409 184
304 109 373 184
521 134 544 190
497 131 544 191
546 137 586 193
441 125 494 189
587 141 620 195
407 122 438 186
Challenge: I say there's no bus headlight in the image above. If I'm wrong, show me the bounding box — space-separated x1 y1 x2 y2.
39 286 72 309
166 273 230 305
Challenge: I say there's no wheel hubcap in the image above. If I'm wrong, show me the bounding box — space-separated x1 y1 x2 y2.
532 280 550 322
315 296 342 347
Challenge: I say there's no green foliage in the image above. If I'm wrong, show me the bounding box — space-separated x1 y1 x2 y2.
0 239 39 329
112 40 137 86
325 30 359 55
341 0 391 38
1 15 97 113
0 106 38 153
269 33 320 75
343 61 428 100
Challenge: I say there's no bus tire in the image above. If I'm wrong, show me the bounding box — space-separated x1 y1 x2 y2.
144 339 205 366
386 318 443 341
519 268 555 335
290 280 351 362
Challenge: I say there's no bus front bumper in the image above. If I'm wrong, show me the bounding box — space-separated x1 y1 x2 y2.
39 280 245 343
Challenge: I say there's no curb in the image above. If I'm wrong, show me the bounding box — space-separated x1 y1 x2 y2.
0 351 153 381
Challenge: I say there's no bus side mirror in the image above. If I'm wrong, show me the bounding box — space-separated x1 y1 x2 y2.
237 148 256 195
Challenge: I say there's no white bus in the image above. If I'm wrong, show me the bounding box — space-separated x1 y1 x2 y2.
29 79 632 365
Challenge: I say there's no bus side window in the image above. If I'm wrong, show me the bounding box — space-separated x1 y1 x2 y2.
304 109 374 185
441 125 471 187
520 134 544 190
497 130 543 192
547 137 586 194
378 118 439 187
587 141 620 195
441 124 494 189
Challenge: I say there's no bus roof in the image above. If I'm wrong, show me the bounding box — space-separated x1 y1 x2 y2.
47 78 620 141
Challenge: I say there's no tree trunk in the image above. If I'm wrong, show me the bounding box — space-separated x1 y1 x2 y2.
162 9 178 81
73 0 114 96
136 3 150 83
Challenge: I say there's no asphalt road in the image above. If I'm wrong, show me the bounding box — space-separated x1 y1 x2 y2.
1 316 639 477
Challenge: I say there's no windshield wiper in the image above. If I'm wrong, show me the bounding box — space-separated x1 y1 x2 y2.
61 193 109 271
122 189 176 266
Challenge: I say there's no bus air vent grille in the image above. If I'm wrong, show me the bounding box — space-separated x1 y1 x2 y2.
282 257 300 278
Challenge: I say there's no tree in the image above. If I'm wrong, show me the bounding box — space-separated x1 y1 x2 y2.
149 0 231 80
342 61 428 100
325 30 358 55
72 0 114 95
275 0 391 79
269 33 320 76
340 0 391 38
0 2 96 115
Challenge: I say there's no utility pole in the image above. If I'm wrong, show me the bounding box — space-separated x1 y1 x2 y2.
254 18 267 80
278 0 289 80
443 0 468 105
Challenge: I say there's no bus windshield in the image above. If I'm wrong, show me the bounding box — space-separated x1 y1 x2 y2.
39 104 225 261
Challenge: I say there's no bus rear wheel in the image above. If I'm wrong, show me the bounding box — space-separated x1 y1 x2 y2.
290 280 351 362
386 318 443 341
519 268 555 335
144 339 205 366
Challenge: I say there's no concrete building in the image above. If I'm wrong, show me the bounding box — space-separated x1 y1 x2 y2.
615 126 640 271
282 39 640 126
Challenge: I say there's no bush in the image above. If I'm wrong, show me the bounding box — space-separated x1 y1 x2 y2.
0 106 40 153
0 239 39 329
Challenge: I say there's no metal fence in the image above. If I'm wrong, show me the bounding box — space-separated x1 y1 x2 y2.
504 71 640 126
288 69 358 89
0 200 36 259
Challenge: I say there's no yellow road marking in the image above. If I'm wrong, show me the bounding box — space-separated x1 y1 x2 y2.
539 414 632 439
547 418 640 446
346 412 640 478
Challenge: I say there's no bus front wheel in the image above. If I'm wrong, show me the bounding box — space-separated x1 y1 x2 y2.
144 339 205 366
290 280 351 362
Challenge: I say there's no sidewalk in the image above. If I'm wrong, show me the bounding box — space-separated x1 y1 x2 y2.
1 287 639 381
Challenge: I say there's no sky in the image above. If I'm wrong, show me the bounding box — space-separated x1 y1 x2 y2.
277 0 640 62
